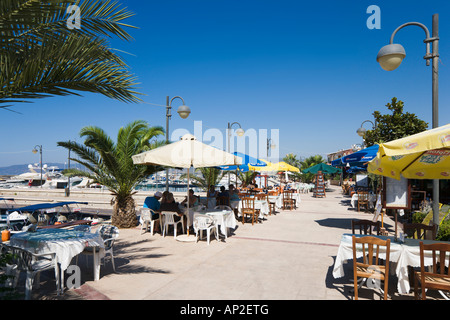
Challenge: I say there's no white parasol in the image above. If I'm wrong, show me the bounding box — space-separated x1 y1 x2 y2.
132 133 242 241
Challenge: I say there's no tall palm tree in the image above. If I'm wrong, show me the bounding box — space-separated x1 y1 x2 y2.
57 120 165 228
0 0 141 112
181 167 225 191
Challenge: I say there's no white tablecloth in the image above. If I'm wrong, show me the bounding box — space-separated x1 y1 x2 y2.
273 193 301 209
195 209 236 236
237 200 269 218
351 193 376 209
332 233 450 294
10 228 105 272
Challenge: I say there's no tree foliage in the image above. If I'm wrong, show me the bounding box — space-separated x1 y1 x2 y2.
57 120 165 228
299 155 326 183
0 0 141 112
181 167 225 191
363 97 429 147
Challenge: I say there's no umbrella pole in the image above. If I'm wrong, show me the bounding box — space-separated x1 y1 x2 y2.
187 168 190 236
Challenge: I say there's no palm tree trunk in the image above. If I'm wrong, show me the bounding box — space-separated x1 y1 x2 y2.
111 194 137 228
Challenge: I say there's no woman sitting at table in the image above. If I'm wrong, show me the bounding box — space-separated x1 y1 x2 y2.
181 189 199 207
160 192 184 222
207 185 217 198
229 184 240 201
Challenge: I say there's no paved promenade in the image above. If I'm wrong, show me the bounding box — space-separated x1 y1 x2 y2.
27 185 443 301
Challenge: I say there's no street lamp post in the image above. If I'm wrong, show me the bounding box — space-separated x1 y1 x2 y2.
227 122 245 185
165 96 191 191
376 14 440 226
356 120 375 148
32 145 43 188
266 138 276 159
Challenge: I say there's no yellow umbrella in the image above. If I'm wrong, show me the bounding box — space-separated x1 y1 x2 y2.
249 160 300 173
367 123 450 180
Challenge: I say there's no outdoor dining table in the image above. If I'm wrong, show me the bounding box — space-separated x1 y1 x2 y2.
9 228 105 292
332 233 450 294
237 199 270 218
272 193 301 209
350 193 377 210
194 208 237 238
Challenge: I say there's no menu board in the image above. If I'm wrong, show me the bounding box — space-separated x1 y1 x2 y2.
383 176 411 209
314 172 326 198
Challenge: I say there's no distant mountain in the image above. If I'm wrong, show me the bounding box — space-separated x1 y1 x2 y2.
0 163 66 176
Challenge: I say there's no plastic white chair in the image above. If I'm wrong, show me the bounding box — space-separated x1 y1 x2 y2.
214 205 232 211
1 243 60 300
140 208 160 236
161 211 184 238
77 224 119 272
193 213 218 245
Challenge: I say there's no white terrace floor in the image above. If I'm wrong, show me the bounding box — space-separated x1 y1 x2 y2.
30 185 444 301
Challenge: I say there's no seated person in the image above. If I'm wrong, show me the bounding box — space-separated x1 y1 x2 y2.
207 185 217 198
182 189 199 207
159 192 183 222
143 191 162 220
216 186 230 205
228 184 240 201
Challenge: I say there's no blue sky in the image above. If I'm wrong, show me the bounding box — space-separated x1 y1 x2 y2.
1 0 450 167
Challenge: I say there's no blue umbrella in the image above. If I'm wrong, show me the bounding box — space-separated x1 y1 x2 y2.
218 165 250 172
232 152 267 166
331 145 379 167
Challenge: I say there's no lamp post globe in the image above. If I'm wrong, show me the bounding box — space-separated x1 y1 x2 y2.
377 43 406 71
177 105 191 119
235 128 245 137
356 127 367 137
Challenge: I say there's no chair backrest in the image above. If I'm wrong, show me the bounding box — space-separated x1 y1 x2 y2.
161 211 178 224
352 235 391 268
255 194 266 200
241 197 255 213
352 219 381 235
357 191 369 202
73 225 91 232
217 196 230 206
141 208 159 221
98 224 119 240
418 241 450 278
1 244 34 272
403 223 437 240
283 190 293 200
214 205 232 211
193 214 214 230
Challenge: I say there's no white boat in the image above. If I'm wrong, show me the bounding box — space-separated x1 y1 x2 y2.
0 164 83 189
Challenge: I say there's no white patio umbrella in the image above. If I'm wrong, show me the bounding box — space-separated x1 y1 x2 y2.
132 133 242 241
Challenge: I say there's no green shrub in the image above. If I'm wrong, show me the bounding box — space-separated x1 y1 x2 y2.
412 211 427 224
437 220 450 241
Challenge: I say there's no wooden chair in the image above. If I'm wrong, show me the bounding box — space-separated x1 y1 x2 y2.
357 191 370 212
282 190 295 210
403 223 437 240
265 194 276 216
216 196 230 206
241 197 260 225
352 236 391 300
352 219 381 236
414 242 450 300
403 223 437 291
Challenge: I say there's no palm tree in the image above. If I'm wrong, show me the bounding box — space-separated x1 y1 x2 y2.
0 0 140 112
283 153 301 181
300 155 326 183
181 167 225 191
237 171 259 188
57 120 165 228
